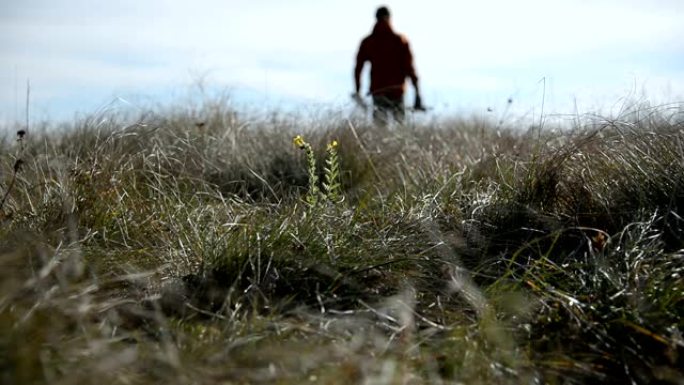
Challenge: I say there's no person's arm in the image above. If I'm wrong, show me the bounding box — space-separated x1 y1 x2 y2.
354 40 368 95
403 39 424 110
403 40 420 96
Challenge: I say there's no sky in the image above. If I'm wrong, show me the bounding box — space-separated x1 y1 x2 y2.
1 0 683 126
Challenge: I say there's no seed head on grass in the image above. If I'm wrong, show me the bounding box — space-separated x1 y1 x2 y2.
1 129 28 212
13 159 23 173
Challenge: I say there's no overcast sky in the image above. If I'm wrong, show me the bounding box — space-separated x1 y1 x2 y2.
1 0 683 125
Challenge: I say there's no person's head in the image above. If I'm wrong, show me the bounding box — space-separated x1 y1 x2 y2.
375 6 390 22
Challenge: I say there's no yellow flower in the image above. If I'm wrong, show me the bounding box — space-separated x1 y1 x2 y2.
327 140 338 150
293 135 306 149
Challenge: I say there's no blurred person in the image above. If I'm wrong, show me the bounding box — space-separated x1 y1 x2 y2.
353 6 424 126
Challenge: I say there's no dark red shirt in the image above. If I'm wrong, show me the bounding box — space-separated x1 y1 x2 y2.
355 20 418 100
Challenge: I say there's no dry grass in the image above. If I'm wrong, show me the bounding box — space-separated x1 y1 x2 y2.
1 100 683 384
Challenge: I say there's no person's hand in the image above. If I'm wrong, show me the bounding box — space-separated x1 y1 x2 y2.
351 92 367 110
413 94 426 111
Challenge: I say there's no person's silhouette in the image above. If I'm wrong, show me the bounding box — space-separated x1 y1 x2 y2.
354 6 423 126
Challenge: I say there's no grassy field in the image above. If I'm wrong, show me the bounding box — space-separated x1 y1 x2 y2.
1 99 683 384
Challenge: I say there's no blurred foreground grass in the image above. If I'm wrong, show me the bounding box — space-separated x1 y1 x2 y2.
1 100 683 384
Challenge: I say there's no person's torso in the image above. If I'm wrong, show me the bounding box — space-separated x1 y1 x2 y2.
363 30 408 97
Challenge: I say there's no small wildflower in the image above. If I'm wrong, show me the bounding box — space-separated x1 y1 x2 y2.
323 140 341 203
293 135 306 149
293 134 318 204
293 135 343 205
